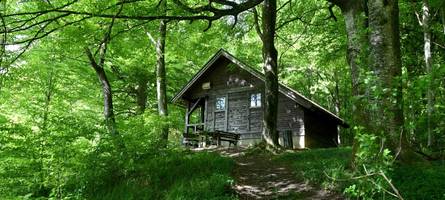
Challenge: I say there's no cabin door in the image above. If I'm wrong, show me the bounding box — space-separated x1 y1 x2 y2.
213 95 227 131
227 92 249 133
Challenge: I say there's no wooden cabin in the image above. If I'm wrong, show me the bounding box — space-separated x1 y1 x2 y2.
172 49 348 149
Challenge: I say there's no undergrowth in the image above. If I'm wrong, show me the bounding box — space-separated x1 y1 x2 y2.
274 147 445 200
88 150 236 200
274 147 351 191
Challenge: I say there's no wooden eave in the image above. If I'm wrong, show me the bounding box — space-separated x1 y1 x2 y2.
171 49 349 128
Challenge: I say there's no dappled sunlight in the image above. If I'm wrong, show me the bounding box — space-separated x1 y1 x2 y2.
218 147 344 199
237 161 254 166
193 145 247 157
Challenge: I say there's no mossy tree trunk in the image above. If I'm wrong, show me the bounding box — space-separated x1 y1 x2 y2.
328 0 369 167
260 0 280 147
367 0 413 161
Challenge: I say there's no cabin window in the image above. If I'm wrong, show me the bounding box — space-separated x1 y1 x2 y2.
250 93 261 108
215 97 226 111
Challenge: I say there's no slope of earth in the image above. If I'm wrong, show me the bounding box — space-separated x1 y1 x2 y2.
212 147 343 199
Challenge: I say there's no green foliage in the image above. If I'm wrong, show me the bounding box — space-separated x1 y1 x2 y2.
1 118 236 199
344 128 394 200
119 113 177 153
275 147 351 190
2 0 445 199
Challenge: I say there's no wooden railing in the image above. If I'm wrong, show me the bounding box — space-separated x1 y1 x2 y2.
185 123 205 134
182 128 240 147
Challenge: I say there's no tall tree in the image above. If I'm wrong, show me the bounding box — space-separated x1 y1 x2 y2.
0 0 6 89
156 0 169 146
84 9 121 136
146 0 169 145
326 0 368 167
420 0 434 147
367 0 409 160
333 0 369 129
85 45 117 136
259 0 279 147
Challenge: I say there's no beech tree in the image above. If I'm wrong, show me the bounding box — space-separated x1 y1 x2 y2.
325 0 440 162
153 0 169 146
84 15 119 136
258 0 280 147
366 0 410 160
419 0 434 147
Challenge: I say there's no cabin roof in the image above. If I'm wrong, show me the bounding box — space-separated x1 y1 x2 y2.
172 49 348 127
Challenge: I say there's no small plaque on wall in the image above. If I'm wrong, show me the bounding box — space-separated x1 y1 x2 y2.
202 82 211 90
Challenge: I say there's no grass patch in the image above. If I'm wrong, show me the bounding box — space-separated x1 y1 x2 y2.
391 161 445 200
88 150 236 200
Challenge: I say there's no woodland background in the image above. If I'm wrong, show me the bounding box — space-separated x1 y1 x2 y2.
0 0 444 199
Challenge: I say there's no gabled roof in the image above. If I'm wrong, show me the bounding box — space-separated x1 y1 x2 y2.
172 49 348 127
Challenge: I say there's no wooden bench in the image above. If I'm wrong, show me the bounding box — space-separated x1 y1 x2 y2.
212 130 240 147
183 131 240 147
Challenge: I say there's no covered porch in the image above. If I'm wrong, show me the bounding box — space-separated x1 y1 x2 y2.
183 96 240 147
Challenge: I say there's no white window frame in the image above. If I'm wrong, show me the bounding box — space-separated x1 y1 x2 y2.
215 97 226 111
250 93 261 108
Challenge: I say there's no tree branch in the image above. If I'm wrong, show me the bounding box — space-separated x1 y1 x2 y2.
1 0 264 63
276 6 326 30
146 32 157 46
252 7 263 39
277 0 292 12
5 0 263 22
98 4 124 67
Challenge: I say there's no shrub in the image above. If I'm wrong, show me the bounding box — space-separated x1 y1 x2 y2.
343 128 395 200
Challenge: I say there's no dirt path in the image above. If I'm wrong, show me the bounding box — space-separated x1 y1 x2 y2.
216 148 343 200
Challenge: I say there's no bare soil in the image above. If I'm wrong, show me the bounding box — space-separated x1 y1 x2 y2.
209 147 344 200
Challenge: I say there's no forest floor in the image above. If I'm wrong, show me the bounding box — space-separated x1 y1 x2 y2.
201 147 343 200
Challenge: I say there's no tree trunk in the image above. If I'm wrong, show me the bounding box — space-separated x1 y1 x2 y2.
328 0 368 168
83 6 122 137
367 0 410 160
156 0 169 147
333 71 342 145
422 0 433 147
85 48 118 136
0 0 6 89
261 0 279 147
343 1 367 169
37 68 55 197
41 69 55 133
342 1 369 128
441 6 445 35
136 77 148 114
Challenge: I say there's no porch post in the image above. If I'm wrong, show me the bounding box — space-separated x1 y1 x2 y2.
202 97 207 130
185 101 190 134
